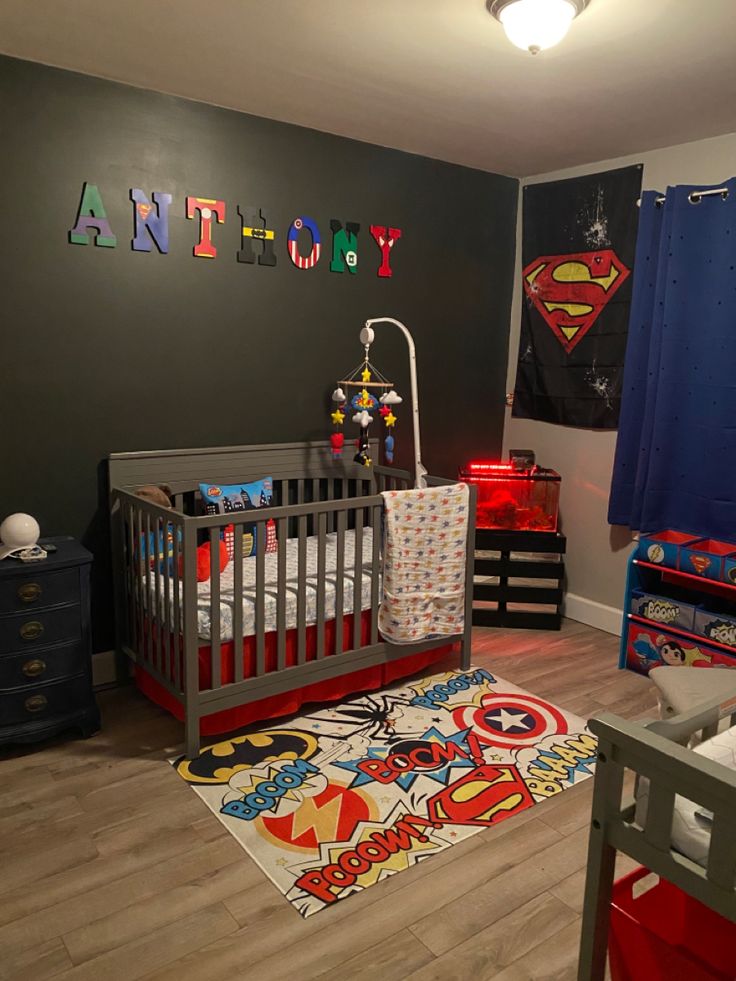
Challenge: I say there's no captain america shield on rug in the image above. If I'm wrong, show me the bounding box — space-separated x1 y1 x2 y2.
452 692 568 750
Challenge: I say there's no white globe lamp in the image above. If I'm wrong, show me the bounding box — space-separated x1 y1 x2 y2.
488 0 589 55
0 513 41 560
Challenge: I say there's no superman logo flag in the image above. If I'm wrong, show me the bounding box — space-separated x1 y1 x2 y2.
512 165 642 429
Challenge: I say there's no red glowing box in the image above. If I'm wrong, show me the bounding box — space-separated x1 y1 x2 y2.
459 460 561 532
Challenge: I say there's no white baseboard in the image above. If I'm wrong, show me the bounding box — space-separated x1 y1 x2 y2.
92 649 118 688
562 593 623 636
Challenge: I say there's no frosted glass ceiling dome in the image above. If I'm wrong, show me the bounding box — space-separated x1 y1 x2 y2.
488 0 589 55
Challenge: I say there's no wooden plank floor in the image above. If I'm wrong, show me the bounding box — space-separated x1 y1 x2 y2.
0 621 656 981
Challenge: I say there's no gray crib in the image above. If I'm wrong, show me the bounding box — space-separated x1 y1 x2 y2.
578 695 736 979
109 440 475 758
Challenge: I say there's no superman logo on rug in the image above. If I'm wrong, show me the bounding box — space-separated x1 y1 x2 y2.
173 668 595 917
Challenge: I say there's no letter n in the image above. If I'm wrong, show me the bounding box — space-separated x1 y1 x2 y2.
330 220 359 274
131 189 172 253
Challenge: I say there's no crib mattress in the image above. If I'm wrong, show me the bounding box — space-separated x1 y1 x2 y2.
635 723 736 867
147 527 377 642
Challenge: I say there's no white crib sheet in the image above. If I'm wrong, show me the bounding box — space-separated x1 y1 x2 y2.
635 723 736 867
147 527 378 642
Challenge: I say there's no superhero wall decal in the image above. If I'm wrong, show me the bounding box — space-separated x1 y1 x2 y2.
68 182 403 278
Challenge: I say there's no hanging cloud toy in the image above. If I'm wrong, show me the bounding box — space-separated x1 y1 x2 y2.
352 410 373 428
332 387 347 402
379 389 403 405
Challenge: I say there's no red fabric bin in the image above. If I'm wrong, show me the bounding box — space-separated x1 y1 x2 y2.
609 867 736 981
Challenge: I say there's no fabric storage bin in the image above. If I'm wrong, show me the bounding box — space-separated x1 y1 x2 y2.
679 539 735 582
630 589 696 632
625 622 733 676
694 603 736 649
609 867 736 981
723 555 736 586
637 530 698 569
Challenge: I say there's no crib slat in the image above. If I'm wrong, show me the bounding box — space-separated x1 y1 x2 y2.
255 521 266 677
209 528 221 690
144 513 152 667
326 477 334 534
335 508 345 655
316 511 326 659
154 517 163 673
707 815 736 889
233 525 244 684
162 517 171 681
136 508 144 661
353 507 363 651
126 505 136 651
172 520 181 692
371 503 381 644
277 517 288 671
297 515 307 665
643 782 675 852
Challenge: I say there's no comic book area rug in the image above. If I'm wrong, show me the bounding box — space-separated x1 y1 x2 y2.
173 668 596 917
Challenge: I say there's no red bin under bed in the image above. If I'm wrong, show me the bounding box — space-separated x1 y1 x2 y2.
609 867 736 981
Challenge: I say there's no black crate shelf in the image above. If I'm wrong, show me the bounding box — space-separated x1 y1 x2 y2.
472 528 566 631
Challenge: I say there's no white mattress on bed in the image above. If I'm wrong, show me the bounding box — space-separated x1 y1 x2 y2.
635 723 736 867
148 527 378 642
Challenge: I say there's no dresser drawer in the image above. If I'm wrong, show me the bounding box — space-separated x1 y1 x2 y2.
0 642 88 690
0 674 92 728
0 568 79 615
0 604 81 653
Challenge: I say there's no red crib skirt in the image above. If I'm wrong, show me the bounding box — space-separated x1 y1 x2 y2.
136 612 455 737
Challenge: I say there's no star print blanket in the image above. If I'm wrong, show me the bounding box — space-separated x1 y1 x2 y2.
378 483 470 645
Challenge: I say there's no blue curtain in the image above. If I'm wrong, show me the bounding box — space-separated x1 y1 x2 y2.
609 178 736 536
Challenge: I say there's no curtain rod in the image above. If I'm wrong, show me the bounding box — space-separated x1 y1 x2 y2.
637 186 730 207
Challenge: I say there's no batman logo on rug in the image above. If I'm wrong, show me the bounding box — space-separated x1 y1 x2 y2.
175 729 319 784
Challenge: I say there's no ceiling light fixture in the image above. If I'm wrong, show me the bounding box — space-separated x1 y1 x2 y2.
488 0 589 55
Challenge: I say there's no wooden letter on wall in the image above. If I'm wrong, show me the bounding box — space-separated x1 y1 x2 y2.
131 189 172 253
329 220 360 274
287 216 322 270
237 206 277 266
369 225 402 278
68 182 117 247
186 196 226 258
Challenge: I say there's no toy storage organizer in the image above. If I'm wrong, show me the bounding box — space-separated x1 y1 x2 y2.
620 533 736 675
109 441 476 758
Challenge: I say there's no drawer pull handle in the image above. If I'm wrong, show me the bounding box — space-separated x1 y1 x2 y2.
25 694 48 713
17 582 42 603
22 658 47 678
20 621 44 642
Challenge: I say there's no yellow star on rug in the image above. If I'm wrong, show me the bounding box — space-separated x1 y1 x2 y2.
276 858 288 867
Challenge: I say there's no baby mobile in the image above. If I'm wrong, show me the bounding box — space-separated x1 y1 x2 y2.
330 327 403 467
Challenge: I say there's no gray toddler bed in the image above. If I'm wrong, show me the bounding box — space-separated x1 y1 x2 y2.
578 690 736 979
109 440 476 758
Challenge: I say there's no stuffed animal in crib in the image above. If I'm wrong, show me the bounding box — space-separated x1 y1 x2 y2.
134 484 173 509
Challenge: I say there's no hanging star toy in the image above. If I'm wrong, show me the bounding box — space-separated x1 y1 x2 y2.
361 366 372 382
384 411 397 428
379 404 391 418
331 408 345 425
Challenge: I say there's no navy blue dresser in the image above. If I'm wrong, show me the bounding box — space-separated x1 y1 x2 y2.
0 537 100 746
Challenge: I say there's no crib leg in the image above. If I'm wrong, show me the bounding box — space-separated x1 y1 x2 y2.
577 740 620 981
184 706 201 759
460 632 472 671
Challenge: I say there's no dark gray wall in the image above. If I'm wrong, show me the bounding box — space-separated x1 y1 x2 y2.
1 55 518 651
